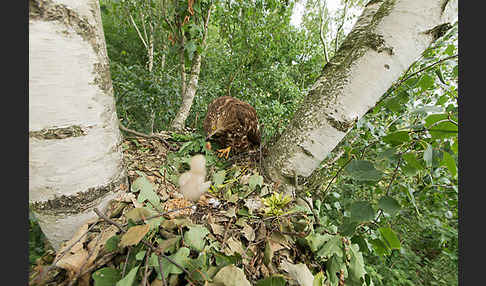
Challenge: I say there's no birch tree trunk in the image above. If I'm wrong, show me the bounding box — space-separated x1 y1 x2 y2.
29 0 127 250
170 5 212 131
263 0 458 193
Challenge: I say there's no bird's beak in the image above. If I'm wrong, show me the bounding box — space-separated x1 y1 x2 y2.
206 127 221 140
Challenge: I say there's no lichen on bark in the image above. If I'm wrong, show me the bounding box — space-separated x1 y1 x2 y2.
30 176 127 215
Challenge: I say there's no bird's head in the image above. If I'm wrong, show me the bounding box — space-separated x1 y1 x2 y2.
205 119 226 140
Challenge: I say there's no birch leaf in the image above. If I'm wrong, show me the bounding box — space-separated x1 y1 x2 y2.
119 224 150 248
213 265 252 286
280 260 314 286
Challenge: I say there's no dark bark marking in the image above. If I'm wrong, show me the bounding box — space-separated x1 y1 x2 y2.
29 125 87 140
30 176 127 215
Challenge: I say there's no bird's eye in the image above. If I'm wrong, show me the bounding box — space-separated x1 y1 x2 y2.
212 126 216 131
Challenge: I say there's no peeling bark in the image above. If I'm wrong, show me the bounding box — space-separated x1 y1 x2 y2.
29 0 126 250
262 0 457 194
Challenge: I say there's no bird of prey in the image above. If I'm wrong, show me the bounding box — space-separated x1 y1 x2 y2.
203 96 261 158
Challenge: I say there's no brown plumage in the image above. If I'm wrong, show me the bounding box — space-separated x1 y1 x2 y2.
203 96 261 157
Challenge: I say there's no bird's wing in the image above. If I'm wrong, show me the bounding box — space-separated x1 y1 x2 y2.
236 103 261 145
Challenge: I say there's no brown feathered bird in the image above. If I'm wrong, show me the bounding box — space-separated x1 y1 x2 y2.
203 96 261 158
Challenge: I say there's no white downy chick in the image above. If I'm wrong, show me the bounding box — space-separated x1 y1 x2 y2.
179 154 211 202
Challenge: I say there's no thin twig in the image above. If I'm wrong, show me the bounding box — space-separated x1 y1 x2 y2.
35 222 98 284
322 156 355 196
68 231 103 286
142 248 152 286
93 208 193 279
78 252 117 277
122 247 131 278
141 205 196 222
118 120 177 151
129 14 148 49
157 254 168 286
385 157 403 196
377 54 458 105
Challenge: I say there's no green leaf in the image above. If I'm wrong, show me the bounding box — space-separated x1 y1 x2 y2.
402 152 423 175
411 105 444 114
384 91 409 113
105 235 120 252
350 201 375 223
214 252 240 267
424 113 449 128
418 74 435 90
151 247 190 279
378 196 401 216
316 235 343 258
429 121 458 139
92 267 122 286
213 265 252 286
452 138 458 154
256 276 287 286
369 239 390 256
378 227 401 250
424 144 433 167
184 225 209 252
441 152 457 178
313 271 326 286
445 44 455 56
116 265 140 286
306 233 332 252
346 244 366 285
326 255 347 286
402 152 424 170
345 160 383 182
132 175 160 207
248 174 264 190
135 251 146 261
405 187 420 215
382 131 410 146
339 218 358 236
213 170 226 187
435 67 447 85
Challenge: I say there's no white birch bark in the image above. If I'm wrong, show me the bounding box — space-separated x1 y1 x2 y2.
29 0 126 250
263 0 458 192
170 5 212 131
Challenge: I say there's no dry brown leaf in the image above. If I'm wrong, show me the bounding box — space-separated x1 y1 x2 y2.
125 207 153 222
224 237 245 256
119 224 150 247
222 206 236 218
280 260 315 286
151 278 163 286
256 223 267 241
57 222 90 255
56 248 89 278
242 224 255 242
210 223 225 236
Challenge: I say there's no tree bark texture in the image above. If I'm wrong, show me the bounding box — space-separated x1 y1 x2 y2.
263 0 457 192
29 0 127 250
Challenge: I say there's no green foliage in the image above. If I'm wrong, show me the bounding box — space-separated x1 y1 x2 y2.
29 212 48 266
262 192 293 216
97 1 458 285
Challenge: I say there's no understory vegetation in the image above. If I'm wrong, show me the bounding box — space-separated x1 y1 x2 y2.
29 0 458 285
